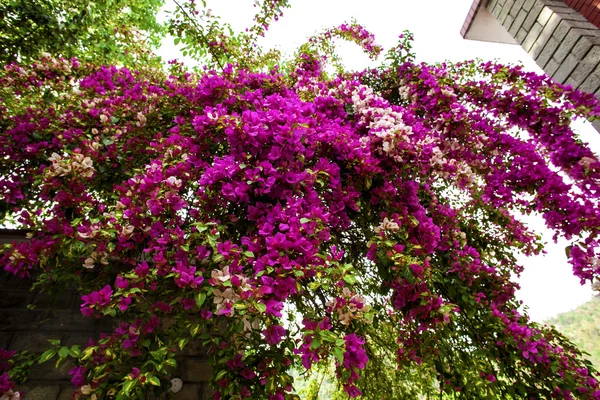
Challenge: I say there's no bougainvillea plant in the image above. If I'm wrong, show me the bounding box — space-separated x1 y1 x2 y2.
1 1 600 399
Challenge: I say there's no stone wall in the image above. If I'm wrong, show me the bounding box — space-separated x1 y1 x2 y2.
0 231 214 399
485 0 600 130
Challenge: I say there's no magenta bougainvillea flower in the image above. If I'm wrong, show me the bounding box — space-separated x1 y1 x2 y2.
1 9 600 399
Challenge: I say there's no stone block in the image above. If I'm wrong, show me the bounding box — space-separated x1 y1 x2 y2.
540 0 569 6
565 76 578 88
489 0 502 18
487 0 499 12
528 13 561 59
32 291 75 310
523 22 544 52
173 383 201 400
0 274 33 289
541 11 560 35
569 46 600 89
57 387 76 400
37 311 115 332
523 0 535 11
201 383 216 400
510 9 529 36
553 28 586 63
545 58 561 77
516 27 529 44
20 384 61 400
529 38 547 63
534 37 560 68
567 20 599 31
552 53 579 83
536 5 554 26
29 358 74 381
9 331 62 353
522 2 544 31
572 37 596 61
499 0 515 24
504 15 515 30
543 3 579 17
0 289 33 309
510 0 525 17
61 331 96 347
182 358 213 383
579 73 600 95
0 309 33 331
592 119 600 134
552 19 571 44
0 332 13 349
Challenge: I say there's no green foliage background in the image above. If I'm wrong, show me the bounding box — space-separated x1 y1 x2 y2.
546 296 600 370
290 297 600 400
0 0 165 67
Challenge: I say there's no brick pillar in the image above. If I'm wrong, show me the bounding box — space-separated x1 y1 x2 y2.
487 0 600 130
563 0 600 29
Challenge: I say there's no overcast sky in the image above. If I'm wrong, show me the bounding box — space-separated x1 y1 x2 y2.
158 0 598 322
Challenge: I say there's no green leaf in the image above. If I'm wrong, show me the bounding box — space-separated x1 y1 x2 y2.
195 292 207 308
178 337 189 350
190 323 201 337
266 377 276 392
122 379 137 395
320 331 337 342
565 245 573 258
68 345 81 357
255 302 267 313
58 346 69 359
146 375 161 386
103 306 117 317
215 369 227 381
164 358 177 368
244 251 255 258
343 274 357 285
310 335 321 350
81 346 95 361
333 347 344 363
38 348 57 364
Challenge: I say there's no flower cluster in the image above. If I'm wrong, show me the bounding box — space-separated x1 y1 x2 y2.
1 28 600 399
80 286 113 317
326 287 372 326
339 333 368 397
0 349 18 400
325 22 382 59
45 151 95 179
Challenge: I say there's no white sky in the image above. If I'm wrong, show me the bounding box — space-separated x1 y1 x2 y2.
157 0 599 322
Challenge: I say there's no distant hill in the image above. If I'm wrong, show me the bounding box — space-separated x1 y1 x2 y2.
545 296 600 369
